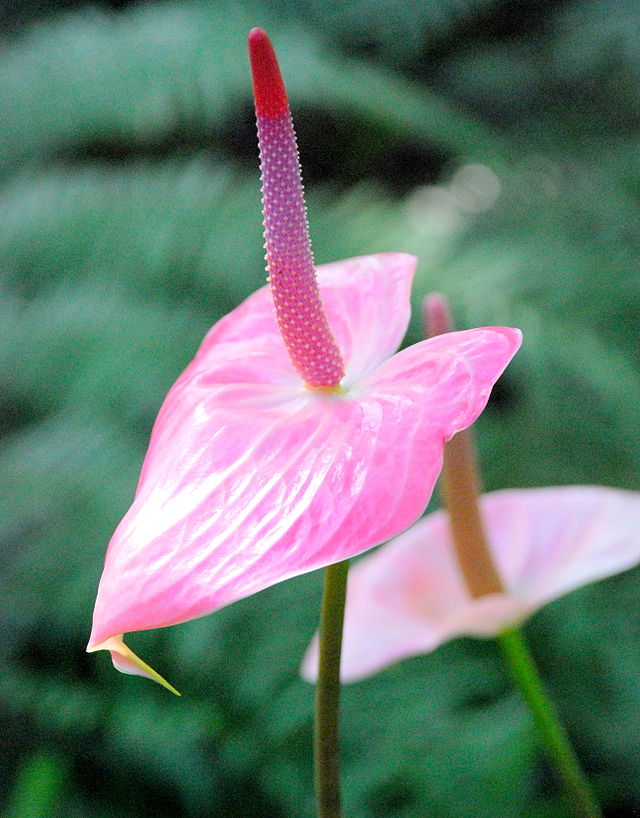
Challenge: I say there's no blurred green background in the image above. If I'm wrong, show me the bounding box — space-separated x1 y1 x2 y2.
1 0 639 815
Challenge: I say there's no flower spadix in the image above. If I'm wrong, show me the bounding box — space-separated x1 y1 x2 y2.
87 29 521 691
301 485 640 683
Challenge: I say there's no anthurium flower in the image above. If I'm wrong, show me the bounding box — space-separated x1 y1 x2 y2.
301 485 640 683
87 29 521 691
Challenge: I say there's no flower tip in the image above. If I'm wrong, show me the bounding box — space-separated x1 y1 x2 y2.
500 325 523 355
87 635 181 696
423 292 453 338
248 27 288 118
481 325 522 374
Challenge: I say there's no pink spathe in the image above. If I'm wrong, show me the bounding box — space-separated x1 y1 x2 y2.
88 252 521 685
88 29 522 690
301 485 640 683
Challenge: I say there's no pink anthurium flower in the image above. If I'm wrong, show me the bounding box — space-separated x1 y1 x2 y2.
87 29 521 692
301 484 640 684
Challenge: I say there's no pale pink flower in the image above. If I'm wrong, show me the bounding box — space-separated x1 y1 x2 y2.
302 486 640 683
87 30 521 691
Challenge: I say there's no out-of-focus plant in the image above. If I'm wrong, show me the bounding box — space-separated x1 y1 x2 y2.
304 294 638 816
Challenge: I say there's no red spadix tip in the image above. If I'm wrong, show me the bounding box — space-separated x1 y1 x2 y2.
248 28 289 118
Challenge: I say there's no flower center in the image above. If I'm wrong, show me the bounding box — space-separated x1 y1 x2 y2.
249 28 346 390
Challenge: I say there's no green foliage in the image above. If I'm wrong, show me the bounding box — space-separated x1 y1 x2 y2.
1 0 640 815
4 752 68 818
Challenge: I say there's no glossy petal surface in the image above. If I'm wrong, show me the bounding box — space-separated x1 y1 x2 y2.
301 486 640 682
88 253 521 679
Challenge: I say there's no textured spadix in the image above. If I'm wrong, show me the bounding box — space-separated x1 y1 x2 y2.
302 486 640 682
250 27 345 388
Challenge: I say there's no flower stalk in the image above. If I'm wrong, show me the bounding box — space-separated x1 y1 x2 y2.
497 627 602 818
314 560 349 818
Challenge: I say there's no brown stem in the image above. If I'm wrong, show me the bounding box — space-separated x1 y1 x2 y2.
424 293 504 597
441 428 505 597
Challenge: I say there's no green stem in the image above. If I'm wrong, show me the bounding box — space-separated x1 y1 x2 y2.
314 559 349 818
497 626 602 818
